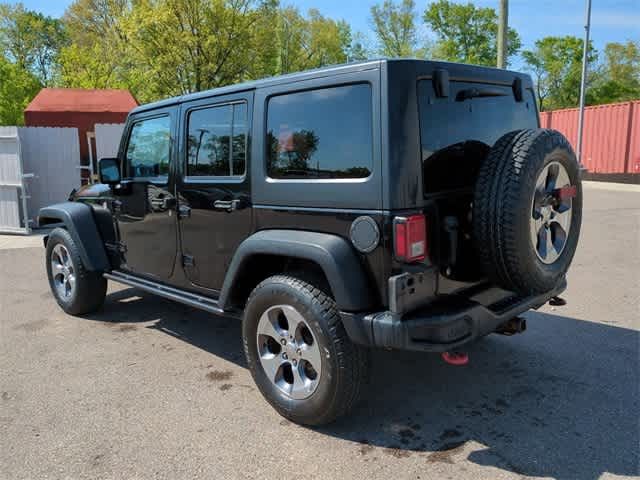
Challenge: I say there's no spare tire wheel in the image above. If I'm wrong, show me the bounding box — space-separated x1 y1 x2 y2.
473 129 582 295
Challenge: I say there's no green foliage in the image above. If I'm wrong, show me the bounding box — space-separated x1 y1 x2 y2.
590 40 640 104
56 0 354 102
275 7 352 74
347 31 371 62
0 54 41 125
0 2 67 85
424 0 520 67
370 0 423 58
121 0 259 99
1 0 638 120
58 0 146 96
522 36 598 111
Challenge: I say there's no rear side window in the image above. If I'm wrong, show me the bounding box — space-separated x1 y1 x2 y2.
186 102 247 177
126 116 171 179
266 83 373 179
418 80 537 194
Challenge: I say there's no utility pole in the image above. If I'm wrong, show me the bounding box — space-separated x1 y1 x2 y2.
497 0 508 68
576 0 592 166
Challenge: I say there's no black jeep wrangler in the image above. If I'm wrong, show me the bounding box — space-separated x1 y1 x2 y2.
39 59 582 425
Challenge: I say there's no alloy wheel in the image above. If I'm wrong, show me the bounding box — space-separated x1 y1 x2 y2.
256 304 322 400
51 244 76 299
530 161 573 264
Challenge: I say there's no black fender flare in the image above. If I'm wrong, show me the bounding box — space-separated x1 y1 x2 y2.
38 202 110 272
219 230 376 312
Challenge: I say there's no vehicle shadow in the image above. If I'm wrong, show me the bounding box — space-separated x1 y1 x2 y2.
83 286 248 367
88 286 639 480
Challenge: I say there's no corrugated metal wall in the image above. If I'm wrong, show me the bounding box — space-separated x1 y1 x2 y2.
540 101 639 174
24 111 129 173
18 127 81 226
0 127 81 232
0 127 27 233
95 123 125 160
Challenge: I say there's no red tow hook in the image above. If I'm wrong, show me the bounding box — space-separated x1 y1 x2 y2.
441 351 469 366
553 185 577 201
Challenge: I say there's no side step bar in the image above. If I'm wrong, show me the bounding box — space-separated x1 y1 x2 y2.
104 271 226 316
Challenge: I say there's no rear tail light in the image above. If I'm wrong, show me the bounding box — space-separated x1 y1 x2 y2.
394 214 427 263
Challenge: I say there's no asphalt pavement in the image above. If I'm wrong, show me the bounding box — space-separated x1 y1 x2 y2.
1 182 638 480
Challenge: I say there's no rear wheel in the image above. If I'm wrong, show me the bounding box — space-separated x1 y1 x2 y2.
46 228 107 315
473 129 582 294
242 275 370 426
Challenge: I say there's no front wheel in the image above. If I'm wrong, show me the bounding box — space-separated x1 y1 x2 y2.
45 227 107 315
242 275 370 426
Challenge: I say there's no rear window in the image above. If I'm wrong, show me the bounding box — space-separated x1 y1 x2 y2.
266 83 373 179
417 80 537 194
186 102 247 178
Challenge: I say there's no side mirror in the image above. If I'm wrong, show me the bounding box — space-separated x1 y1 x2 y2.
98 158 121 185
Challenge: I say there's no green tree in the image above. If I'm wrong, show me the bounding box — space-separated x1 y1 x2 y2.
59 0 148 95
522 36 597 111
120 0 259 99
58 0 353 102
424 0 521 67
347 31 371 62
0 54 41 125
590 40 640 104
370 0 422 57
276 7 351 74
246 0 280 78
0 3 67 85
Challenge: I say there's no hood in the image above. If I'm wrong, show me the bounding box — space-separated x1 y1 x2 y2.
70 183 112 201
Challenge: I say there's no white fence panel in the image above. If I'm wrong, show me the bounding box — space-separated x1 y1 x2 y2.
18 127 81 225
95 123 125 160
0 127 28 233
0 127 22 185
0 187 22 232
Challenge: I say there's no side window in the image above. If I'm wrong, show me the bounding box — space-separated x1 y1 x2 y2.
186 102 247 177
126 116 171 179
266 83 373 179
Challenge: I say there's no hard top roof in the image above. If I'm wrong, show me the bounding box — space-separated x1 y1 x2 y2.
131 58 531 115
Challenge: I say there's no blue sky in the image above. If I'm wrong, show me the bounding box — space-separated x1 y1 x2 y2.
18 0 640 64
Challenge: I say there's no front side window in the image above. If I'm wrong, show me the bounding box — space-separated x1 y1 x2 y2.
187 102 247 177
126 116 171 178
266 84 373 179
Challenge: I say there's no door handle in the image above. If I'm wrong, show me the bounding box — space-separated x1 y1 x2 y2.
162 197 176 209
150 196 175 210
213 199 240 212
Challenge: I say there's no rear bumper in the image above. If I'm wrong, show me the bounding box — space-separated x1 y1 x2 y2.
341 279 566 352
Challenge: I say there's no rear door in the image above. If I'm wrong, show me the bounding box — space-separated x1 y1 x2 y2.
176 92 253 291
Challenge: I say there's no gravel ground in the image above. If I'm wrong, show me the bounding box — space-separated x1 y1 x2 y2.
1 183 638 480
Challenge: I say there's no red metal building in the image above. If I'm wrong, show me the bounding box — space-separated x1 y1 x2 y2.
24 88 138 180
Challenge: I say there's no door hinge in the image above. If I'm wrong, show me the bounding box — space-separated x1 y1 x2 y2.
106 241 127 254
182 255 195 267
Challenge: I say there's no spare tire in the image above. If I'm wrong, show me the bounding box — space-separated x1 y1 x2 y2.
473 129 582 295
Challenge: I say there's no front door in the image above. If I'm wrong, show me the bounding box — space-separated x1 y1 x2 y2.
177 93 252 291
112 108 178 280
